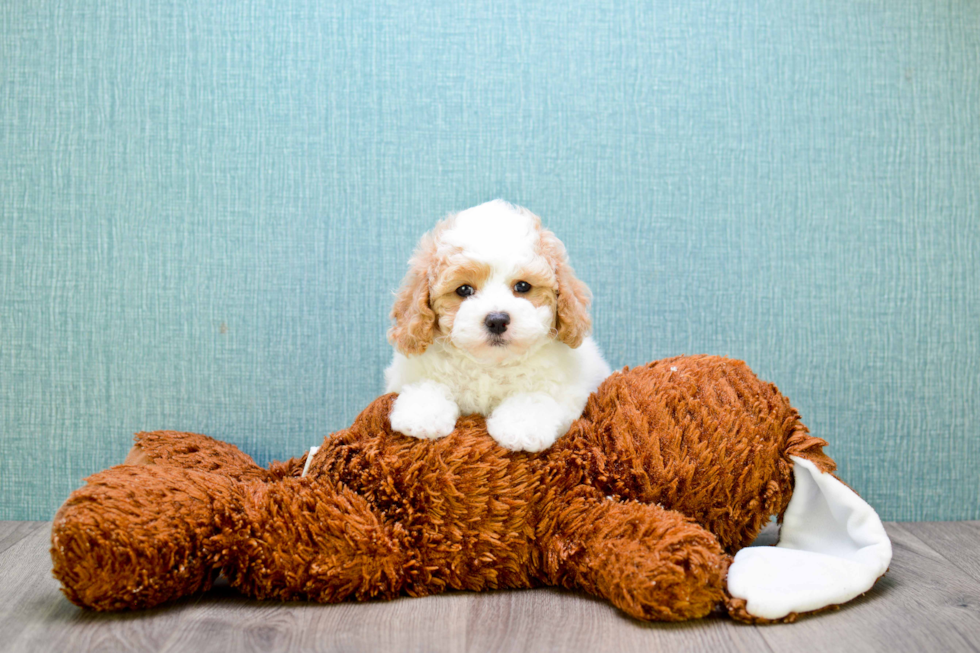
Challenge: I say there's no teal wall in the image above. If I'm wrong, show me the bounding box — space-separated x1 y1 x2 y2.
1 0 978 521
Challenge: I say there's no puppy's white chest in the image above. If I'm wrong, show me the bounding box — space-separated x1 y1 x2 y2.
385 342 576 416
446 359 562 415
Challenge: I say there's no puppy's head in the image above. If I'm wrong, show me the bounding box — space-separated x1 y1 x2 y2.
389 200 592 363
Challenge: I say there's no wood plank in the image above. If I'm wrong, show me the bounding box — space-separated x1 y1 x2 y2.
161 585 768 653
901 521 980 584
14 602 197 653
754 523 980 653
157 586 472 653
156 587 771 653
0 521 47 556
462 587 773 653
0 525 78 649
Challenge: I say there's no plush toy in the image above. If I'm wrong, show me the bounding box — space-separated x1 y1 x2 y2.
50 355 891 622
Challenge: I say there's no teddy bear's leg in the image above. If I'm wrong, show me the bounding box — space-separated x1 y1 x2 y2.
540 489 730 621
51 465 241 611
220 477 411 603
725 456 892 623
122 430 277 481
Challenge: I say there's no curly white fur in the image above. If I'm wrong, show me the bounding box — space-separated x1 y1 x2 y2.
385 200 612 452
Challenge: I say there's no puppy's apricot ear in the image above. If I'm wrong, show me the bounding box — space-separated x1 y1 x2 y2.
540 229 592 348
555 260 592 348
388 238 438 355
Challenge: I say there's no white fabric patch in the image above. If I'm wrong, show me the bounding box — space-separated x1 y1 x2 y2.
301 445 320 478
726 456 892 620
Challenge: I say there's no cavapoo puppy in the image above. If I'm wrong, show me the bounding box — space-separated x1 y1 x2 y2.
384 200 611 452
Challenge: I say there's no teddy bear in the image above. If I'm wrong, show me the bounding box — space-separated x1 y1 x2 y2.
49 355 892 623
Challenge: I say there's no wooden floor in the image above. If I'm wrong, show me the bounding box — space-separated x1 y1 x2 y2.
1 521 978 653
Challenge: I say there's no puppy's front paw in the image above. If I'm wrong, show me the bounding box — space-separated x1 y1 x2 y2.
389 381 460 440
486 393 573 452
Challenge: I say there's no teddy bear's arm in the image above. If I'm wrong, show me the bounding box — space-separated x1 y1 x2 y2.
538 489 730 622
220 477 411 604
51 464 243 611
126 430 273 481
51 461 409 611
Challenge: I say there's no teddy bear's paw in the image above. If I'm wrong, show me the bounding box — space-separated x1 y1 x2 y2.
50 465 228 611
487 393 573 452
389 381 460 440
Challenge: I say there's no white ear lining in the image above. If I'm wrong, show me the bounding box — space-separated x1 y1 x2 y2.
726 455 892 620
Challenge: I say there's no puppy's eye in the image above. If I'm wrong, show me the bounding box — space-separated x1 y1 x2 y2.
514 281 532 293
456 285 475 298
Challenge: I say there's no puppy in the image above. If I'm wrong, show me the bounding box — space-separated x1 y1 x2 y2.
384 200 611 452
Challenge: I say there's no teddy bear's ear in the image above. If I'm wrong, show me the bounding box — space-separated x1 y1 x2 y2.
538 227 592 349
726 456 892 620
388 235 438 356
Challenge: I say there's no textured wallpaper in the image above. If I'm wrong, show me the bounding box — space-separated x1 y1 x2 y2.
1 0 977 521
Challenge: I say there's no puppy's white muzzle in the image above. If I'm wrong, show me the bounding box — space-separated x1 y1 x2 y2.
450 282 552 363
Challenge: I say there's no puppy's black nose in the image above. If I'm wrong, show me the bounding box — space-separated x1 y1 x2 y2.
484 312 510 335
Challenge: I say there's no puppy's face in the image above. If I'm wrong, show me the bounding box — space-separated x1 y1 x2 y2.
389 201 592 363
428 251 557 363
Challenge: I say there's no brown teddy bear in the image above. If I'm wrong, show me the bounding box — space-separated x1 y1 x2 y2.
49 355 891 623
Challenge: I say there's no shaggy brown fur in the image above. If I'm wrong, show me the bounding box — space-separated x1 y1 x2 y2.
51 355 836 622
